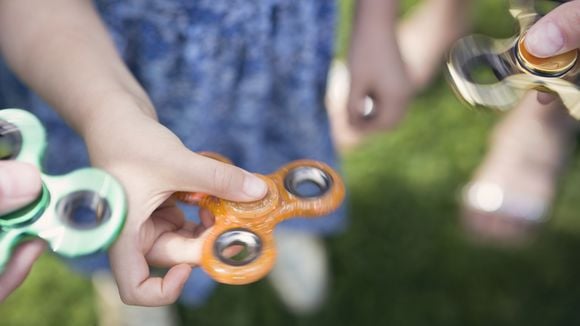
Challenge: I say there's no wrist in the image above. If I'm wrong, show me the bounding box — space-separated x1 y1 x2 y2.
354 0 398 32
79 91 159 170
79 90 157 138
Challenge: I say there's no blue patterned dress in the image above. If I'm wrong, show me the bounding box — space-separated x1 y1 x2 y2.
0 0 346 305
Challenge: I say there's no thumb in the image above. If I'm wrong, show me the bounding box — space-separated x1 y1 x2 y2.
171 151 268 202
525 1 580 58
0 161 42 215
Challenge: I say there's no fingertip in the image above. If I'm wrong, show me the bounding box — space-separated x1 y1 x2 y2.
241 172 268 200
169 263 192 278
163 264 192 298
190 155 267 202
525 21 564 58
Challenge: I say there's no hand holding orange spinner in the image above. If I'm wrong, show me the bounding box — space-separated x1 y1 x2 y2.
175 153 345 285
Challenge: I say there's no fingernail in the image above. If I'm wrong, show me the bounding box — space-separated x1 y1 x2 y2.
526 22 564 57
242 173 267 199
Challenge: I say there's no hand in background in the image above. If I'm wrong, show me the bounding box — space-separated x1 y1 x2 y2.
347 1 412 134
344 0 470 140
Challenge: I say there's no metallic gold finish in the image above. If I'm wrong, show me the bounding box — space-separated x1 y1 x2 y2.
175 153 345 285
446 0 580 119
516 34 578 76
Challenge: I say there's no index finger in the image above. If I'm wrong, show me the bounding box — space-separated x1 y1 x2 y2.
0 240 45 302
108 228 192 306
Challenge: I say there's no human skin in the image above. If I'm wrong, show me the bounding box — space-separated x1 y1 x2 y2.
524 0 580 103
525 1 580 58
0 0 268 306
347 0 471 135
0 161 44 302
347 0 411 132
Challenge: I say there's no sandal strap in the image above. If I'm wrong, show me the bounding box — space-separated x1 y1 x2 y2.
463 181 549 223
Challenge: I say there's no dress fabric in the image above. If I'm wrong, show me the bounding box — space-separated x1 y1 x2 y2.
0 0 346 305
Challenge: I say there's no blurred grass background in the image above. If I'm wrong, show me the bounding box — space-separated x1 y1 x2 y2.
4 0 580 325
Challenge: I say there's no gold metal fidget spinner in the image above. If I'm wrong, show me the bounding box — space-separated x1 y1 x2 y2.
174 153 345 285
447 0 580 117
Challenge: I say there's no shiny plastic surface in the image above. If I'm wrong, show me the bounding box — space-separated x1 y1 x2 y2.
0 109 126 271
175 153 345 285
446 0 580 118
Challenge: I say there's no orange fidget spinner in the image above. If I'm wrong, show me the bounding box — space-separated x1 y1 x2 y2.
175 153 345 285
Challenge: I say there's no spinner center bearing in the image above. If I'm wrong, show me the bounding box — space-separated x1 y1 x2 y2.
516 34 578 77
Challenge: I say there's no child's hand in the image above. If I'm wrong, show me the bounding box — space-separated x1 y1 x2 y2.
347 2 413 135
0 0 264 306
84 108 268 306
345 0 470 139
347 30 412 134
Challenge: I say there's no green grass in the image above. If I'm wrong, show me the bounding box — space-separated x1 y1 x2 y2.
4 1 580 325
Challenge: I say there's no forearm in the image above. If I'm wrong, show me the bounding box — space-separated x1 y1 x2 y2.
352 0 469 39
0 0 156 137
353 0 399 38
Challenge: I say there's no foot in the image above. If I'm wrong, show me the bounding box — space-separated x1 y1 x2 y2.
268 229 328 315
462 93 579 246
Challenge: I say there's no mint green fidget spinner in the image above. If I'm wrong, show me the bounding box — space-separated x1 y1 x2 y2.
0 109 126 270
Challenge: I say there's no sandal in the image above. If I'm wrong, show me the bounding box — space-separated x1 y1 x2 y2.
462 92 578 246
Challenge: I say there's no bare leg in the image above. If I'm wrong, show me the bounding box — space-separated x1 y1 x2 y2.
397 0 472 89
462 92 579 246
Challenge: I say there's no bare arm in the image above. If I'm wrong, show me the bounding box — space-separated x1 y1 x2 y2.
0 0 267 306
352 0 398 32
0 0 155 133
346 0 470 136
347 0 411 131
